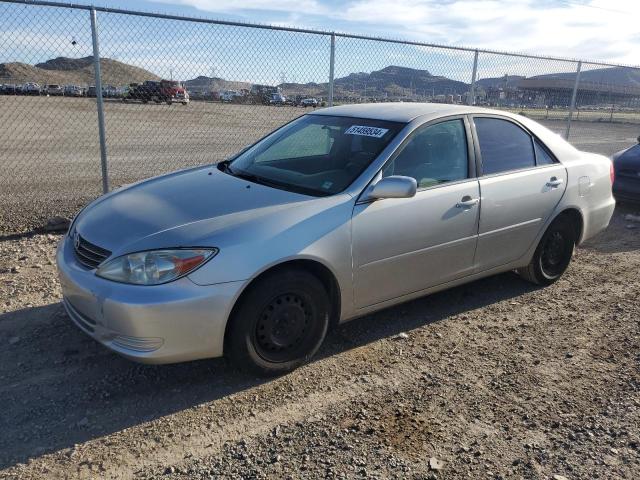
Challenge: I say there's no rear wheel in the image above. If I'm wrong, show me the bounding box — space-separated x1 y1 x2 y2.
518 217 576 285
225 268 329 376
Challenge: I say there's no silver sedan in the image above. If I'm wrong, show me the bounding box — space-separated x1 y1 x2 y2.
57 103 615 375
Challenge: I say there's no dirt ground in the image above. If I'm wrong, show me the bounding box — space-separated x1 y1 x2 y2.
0 203 638 479
2 95 639 234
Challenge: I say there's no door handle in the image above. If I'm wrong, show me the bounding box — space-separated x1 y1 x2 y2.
546 177 564 188
456 196 479 208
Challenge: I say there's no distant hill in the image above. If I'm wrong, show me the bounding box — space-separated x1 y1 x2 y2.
0 56 160 86
529 66 640 87
2 57 637 99
333 65 469 97
183 75 251 93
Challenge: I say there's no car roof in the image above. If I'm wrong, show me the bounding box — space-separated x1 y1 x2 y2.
309 101 581 159
309 102 508 123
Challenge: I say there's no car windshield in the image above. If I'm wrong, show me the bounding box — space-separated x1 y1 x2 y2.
223 115 404 196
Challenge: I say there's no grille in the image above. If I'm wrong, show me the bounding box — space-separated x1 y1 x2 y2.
74 234 111 269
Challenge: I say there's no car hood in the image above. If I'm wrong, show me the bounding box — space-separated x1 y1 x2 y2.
75 166 351 257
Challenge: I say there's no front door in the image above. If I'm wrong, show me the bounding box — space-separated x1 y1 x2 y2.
351 118 480 309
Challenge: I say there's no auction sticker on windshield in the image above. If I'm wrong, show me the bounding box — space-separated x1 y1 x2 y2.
345 125 389 138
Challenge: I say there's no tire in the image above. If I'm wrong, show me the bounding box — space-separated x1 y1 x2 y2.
517 216 576 285
225 268 330 376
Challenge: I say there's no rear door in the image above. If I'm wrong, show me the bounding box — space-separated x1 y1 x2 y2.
471 116 567 271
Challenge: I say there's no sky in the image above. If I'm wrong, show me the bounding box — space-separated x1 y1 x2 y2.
1 0 639 85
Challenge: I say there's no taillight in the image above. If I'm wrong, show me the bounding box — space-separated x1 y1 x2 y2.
610 161 615 184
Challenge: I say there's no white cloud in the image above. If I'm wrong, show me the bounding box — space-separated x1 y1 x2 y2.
157 0 640 65
154 0 325 15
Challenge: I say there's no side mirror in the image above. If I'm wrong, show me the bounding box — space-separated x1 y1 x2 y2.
368 175 417 200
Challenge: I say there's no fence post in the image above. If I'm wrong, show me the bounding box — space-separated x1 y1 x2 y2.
468 49 479 106
90 7 109 194
565 60 582 140
328 33 335 107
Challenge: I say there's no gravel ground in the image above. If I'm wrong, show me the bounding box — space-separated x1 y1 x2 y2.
2 95 639 234
0 204 639 479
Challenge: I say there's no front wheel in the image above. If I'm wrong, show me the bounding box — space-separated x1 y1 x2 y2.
517 217 576 285
225 268 329 376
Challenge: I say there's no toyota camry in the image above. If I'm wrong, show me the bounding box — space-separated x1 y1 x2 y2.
57 103 615 375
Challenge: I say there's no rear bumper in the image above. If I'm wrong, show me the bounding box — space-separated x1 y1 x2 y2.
56 235 243 364
613 178 640 202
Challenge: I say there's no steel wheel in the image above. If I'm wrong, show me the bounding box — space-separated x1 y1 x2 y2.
226 268 330 376
253 293 314 363
539 228 573 279
518 216 576 285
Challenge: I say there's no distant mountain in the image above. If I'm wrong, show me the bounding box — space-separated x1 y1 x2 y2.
333 65 469 96
0 56 159 86
476 75 525 89
182 65 472 99
529 66 640 87
3 57 637 99
184 75 251 92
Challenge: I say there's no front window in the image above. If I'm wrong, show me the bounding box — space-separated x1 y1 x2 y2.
225 115 404 196
382 119 469 188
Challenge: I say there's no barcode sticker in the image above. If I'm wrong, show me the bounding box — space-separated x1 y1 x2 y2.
344 125 389 138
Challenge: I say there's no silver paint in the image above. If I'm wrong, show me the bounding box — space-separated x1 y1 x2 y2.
57 103 616 364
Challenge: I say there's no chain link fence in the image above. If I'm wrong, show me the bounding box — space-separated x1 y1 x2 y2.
1 0 640 235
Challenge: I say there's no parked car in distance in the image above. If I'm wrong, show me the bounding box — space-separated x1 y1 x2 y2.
45 84 64 96
220 89 242 103
57 103 615 376
86 86 97 97
102 85 119 98
269 92 287 105
64 85 84 97
124 80 189 105
22 82 41 95
162 80 189 105
300 97 319 108
612 138 640 202
0 84 19 95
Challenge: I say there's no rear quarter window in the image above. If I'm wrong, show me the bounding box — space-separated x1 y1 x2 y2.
534 139 556 165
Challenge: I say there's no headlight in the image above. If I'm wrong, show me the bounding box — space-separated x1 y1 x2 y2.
96 248 217 285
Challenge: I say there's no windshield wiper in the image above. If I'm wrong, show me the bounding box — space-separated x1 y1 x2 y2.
218 161 273 187
232 171 284 189
219 162 331 196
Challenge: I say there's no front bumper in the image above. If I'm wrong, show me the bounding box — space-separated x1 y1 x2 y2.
56 235 244 364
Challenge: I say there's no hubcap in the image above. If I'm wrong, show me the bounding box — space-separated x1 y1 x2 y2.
255 293 312 362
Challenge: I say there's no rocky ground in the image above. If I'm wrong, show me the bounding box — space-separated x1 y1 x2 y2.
0 205 639 479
